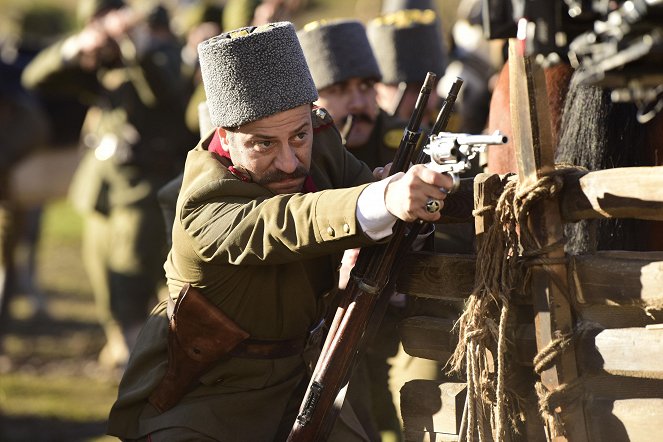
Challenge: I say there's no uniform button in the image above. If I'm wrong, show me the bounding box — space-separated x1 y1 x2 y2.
327 226 335 237
343 223 350 234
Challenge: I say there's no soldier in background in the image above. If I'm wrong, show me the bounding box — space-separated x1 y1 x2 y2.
0 4 79 337
0 41 51 345
367 8 446 127
298 19 419 442
298 19 406 171
22 0 194 369
437 0 500 135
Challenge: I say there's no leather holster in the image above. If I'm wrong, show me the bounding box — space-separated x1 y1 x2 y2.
148 283 250 413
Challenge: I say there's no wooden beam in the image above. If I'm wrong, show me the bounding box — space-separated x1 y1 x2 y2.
577 304 661 329
395 252 476 301
439 177 475 224
570 251 663 306
585 398 663 442
560 166 663 221
401 318 663 380
401 380 466 437
509 38 588 440
578 327 663 379
399 316 457 363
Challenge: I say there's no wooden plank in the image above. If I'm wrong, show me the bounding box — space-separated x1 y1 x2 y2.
439 177 475 224
473 173 508 243
560 166 663 221
577 305 661 329
431 167 663 224
401 380 466 436
570 251 663 306
577 328 663 379
399 316 537 366
395 252 476 301
399 316 457 363
402 320 663 380
585 398 663 442
508 39 588 441
583 374 663 398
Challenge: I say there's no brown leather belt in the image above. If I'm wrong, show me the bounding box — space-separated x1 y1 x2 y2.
230 318 326 359
230 336 308 359
166 294 326 360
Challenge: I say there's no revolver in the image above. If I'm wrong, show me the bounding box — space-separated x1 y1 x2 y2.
423 130 508 192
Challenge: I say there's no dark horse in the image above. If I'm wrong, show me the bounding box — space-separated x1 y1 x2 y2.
486 61 663 253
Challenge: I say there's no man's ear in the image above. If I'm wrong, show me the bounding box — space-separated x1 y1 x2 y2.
217 127 231 152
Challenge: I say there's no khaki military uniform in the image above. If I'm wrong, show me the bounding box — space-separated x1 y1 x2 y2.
108 109 379 441
22 30 194 364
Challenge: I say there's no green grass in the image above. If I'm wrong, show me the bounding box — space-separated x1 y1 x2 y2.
0 373 117 421
0 200 114 441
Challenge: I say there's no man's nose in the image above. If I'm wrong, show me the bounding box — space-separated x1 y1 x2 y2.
275 144 299 173
347 87 369 113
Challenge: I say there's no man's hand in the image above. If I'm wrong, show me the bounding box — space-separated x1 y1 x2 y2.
384 164 451 223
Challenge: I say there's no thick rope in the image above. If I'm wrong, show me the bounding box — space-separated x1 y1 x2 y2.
450 166 584 440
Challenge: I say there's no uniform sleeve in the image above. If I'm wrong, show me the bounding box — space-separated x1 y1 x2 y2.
180 179 378 266
21 37 100 103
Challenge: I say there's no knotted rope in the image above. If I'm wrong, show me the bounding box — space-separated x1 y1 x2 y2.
450 166 582 441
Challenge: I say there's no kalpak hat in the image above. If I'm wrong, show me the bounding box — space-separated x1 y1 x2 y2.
198 22 318 128
297 19 382 91
367 9 446 85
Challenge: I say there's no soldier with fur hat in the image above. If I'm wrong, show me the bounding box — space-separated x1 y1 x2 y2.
297 19 407 170
107 21 453 441
367 8 447 126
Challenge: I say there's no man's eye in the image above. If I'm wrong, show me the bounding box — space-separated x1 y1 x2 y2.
255 140 272 149
294 132 307 141
359 80 374 91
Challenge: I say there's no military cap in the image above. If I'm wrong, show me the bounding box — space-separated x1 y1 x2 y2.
367 9 446 85
198 22 318 128
381 0 437 14
77 0 125 23
297 19 382 91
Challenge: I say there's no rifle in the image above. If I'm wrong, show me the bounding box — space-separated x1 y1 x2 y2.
287 74 464 441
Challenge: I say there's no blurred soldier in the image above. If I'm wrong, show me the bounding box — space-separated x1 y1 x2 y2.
437 0 501 134
223 0 306 32
0 44 51 343
367 8 446 127
299 19 417 442
367 8 452 441
174 1 224 134
0 4 78 335
22 0 193 369
298 19 406 170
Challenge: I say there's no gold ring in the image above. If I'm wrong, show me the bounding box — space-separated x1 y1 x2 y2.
425 199 441 213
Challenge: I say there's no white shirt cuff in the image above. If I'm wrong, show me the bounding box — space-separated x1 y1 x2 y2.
356 175 399 240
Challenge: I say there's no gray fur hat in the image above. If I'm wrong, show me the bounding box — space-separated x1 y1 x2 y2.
297 19 382 91
198 22 318 128
367 9 446 85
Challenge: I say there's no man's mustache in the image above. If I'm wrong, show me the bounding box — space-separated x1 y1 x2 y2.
255 165 309 185
341 113 375 126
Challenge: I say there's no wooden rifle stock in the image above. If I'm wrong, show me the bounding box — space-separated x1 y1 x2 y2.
287 73 466 442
